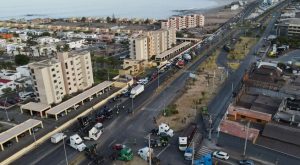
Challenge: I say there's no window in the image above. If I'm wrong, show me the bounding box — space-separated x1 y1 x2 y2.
70 61 73 65
51 68 55 72
65 63 68 69
67 77 70 80
241 115 245 118
31 69 35 73
257 119 262 123
54 80 57 83
69 88 72 90
53 74 56 77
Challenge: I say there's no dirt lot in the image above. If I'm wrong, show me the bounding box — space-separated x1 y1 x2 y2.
157 53 226 131
203 7 242 32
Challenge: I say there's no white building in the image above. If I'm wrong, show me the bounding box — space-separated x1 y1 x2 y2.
36 37 60 45
16 65 31 77
161 14 205 30
0 79 16 95
67 39 86 49
0 70 21 81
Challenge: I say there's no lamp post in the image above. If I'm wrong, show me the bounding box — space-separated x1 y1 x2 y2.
62 136 69 165
243 121 250 156
4 97 10 121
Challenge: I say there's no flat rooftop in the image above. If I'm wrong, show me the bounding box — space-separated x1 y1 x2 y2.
156 42 191 59
262 123 300 146
220 120 260 143
0 119 42 146
228 105 272 122
46 81 113 115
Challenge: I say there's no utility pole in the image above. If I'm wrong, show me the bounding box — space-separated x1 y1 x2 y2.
148 134 152 165
191 142 194 165
243 121 250 156
62 136 69 165
131 97 134 114
208 114 213 141
232 82 234 93
157 69 160 90
107 69 110 81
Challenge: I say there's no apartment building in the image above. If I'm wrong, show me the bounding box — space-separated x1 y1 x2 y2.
28 59 66 105
29 51 94 105
129 35 149 61
58 51 94 94
278 18 300 37
129 28 176 61
161 14 205 30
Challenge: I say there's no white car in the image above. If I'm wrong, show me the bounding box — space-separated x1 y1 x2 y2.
212 151 229 160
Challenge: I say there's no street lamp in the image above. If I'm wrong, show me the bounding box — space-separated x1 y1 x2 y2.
62 136 69 165
243 121 250 156
4 97 10 121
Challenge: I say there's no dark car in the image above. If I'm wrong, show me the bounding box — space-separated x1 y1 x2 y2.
239 159 254 165
7 99 17 105
3 141 13 148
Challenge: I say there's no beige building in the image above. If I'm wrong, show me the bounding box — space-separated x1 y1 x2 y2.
161 14 205 30
29 60 66 104
29 51 94 105
129 35 149 61
58 51 94 94
129 28 176 61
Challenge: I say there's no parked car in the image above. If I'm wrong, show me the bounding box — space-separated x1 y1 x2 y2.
212 151 229 160
3 141 13 148
239 159 254 165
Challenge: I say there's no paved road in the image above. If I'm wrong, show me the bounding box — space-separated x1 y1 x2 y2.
10 1 261 165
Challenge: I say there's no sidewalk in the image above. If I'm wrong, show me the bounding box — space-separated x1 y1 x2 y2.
203 139 274 165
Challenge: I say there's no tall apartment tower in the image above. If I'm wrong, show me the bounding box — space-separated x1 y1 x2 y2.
57 51 94 94
28 60 66 104
28 51 94 105
129 29 176 61
129 35 149 61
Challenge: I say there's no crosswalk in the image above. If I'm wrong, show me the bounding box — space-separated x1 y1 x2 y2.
194 145 213 159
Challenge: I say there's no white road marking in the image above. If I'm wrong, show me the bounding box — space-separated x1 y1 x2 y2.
156 144 170 157
108 139 116 148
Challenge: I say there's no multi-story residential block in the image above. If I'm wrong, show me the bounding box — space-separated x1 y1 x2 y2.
58 51 94 94
28 59 66 104
129 35 149 61
129 29 176 61
28 51 94 105
161 14 205 30
278 18 300 37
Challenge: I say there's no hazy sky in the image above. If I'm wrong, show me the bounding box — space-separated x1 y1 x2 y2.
0 0 233 19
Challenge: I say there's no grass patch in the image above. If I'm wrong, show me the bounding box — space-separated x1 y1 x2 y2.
228 62 240 70
93 68 119 83
162 104 179 117
228 37 257 60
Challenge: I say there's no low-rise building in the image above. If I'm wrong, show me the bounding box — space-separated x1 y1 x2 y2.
277 18 300 37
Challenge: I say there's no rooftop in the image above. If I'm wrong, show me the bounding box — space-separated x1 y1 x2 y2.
228 105 272 122
220 120 260 143
262 123 300 146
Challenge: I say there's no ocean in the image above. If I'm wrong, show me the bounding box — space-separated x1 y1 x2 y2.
0 0 235 20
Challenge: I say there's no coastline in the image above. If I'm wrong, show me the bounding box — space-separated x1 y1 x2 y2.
0 0 241 21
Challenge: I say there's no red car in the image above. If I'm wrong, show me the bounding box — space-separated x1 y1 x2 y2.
112 144 126 151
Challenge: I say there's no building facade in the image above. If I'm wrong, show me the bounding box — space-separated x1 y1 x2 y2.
129 29 176 61
28 51 94 105
161 14 205 30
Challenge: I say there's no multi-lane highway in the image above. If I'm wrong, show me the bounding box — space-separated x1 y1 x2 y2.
11 1 262 165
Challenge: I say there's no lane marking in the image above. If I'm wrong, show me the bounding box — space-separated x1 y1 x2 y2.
156 144 170 157
108 139 117 148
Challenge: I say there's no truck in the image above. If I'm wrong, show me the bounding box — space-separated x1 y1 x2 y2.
184 131 203 160
178 123 197 151
151 123 174 138
67 134 87 152
130 85 144 98
84 144 104 164
138 147 160 164
51 133 67 144
83 123 104 141
110 144 133 161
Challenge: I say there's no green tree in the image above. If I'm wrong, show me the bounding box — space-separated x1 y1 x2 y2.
81 17 87 22
15 55 30 66
2 87 12 94
144 18 150 24
106 16 112 23
63 44 70 51
41 32 50 36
